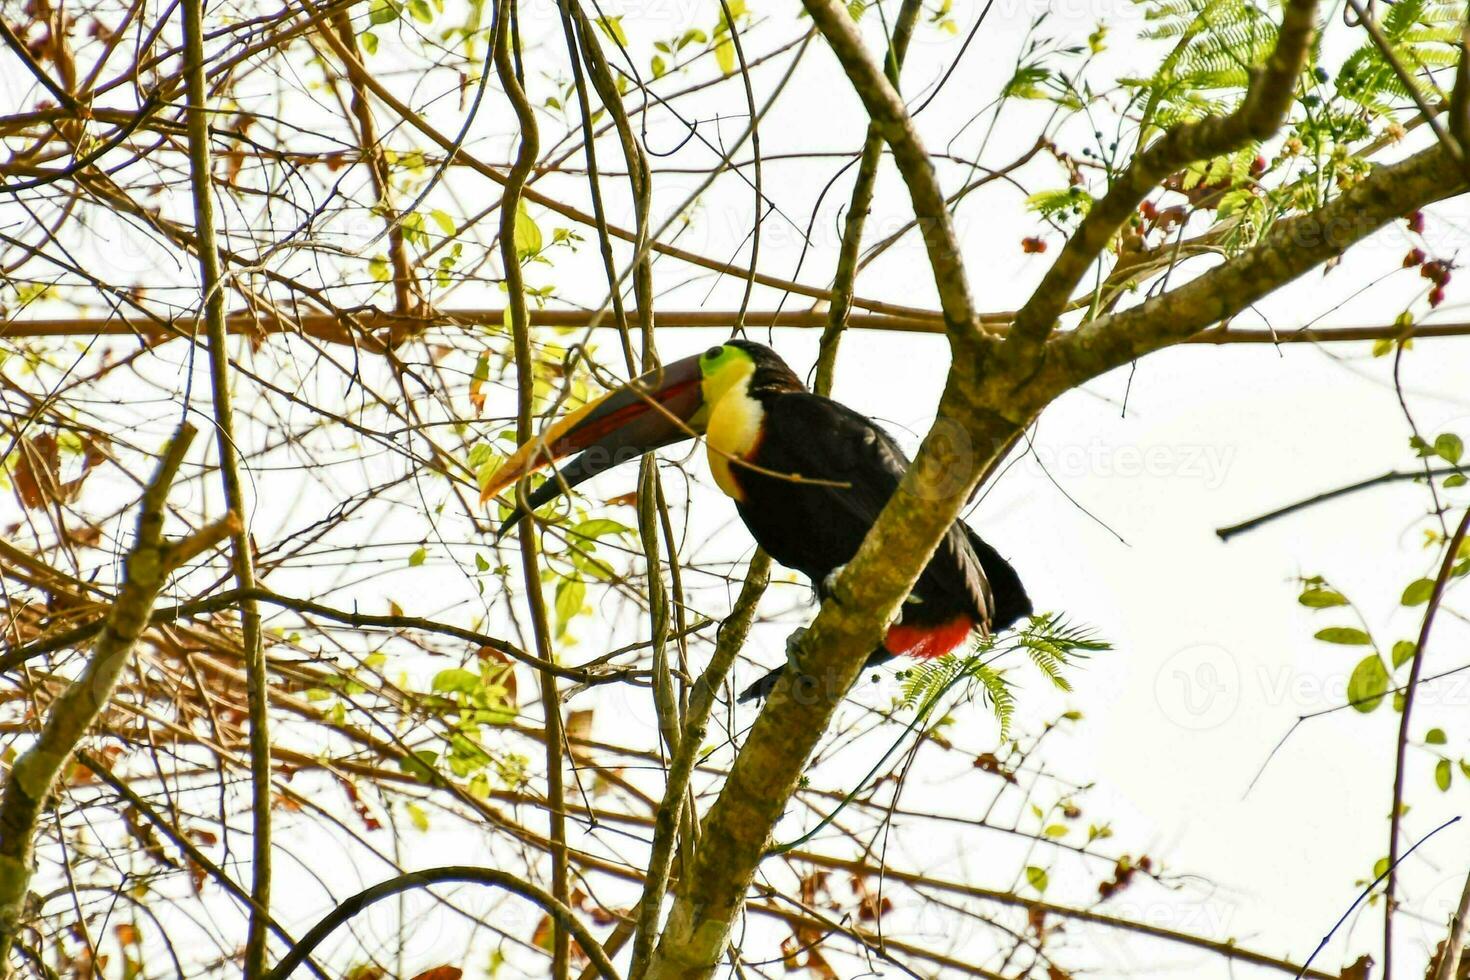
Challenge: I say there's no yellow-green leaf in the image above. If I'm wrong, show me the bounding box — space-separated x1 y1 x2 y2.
406 801 430 831
1402 578 1436 606
1435 433 1464 464
594 15 627 45
1299 587 1348 608
1315 627 1372 646
1348 655 1390 713
554 577 585 638
514 202 543 259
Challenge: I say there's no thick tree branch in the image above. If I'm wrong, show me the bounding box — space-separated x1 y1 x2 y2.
796 0 980 337
1049 140 1469 383
0 427 235 962
815 0 923 392
1007 0 1318 355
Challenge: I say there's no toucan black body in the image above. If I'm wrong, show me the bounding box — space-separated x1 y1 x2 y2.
482 341 1031 703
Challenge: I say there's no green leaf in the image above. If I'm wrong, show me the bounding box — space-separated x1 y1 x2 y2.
407 0 431 22
360 31 379 55
432 668 479 695
474 553 490 572
430 209 457 236
406 801 431 831
651 54 667 78
1298 587 1349 608
1043 824 1068 838
571 518 631 540
369 0 400 24
398 749 438 783
715 38 735 75
1392 640 1417 668
554 577 585 638
408 546 427 567
1025 866 1048 893
1437 758 1452 791
1446 473 1468 488
1435 433 1464 464
593 14 627 45
369 255 390 281
1402 578 1436 606
513 202 543 259
1373 856 1391 878
1314 627 1372 646
1348 655 1390 713
1427 728 1448 745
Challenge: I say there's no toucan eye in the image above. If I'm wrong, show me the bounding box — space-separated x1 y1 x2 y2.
703 345 724 361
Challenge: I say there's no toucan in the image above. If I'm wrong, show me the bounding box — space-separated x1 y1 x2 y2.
480 340 1032 702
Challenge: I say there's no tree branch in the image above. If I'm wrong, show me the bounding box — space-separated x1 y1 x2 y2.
1215 467 1463 541
263 867 621 980
814 0 923 392
1049 140 1469 384
0 427 234 962
180 4 273 971
1007 0 1318 355
1385 508 1470 980
493 5 571 977
796 0 981 337
628 554 770 979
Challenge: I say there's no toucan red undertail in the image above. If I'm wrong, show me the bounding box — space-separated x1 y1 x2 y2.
481 340 1032 702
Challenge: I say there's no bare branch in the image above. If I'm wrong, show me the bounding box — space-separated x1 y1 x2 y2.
180 2 273 970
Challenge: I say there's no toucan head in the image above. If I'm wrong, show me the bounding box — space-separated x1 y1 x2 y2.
481 340 802 535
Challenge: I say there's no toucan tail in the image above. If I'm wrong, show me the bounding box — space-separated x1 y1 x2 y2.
965 528 1033 631
737 647 894 704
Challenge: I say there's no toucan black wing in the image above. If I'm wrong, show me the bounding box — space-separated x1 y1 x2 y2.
733 392 996 629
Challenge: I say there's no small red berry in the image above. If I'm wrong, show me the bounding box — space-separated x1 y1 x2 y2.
1404 248 1426 268
1021 236 1048 254
1408 210 1426 234
1430 286 1446 307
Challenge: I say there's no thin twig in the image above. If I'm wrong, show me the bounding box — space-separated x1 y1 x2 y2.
1384 508 1470 980
180 5 273 972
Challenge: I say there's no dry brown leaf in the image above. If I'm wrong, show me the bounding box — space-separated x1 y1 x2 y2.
408 967 462 980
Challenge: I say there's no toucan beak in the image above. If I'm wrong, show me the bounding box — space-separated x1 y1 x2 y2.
481 353 707 536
